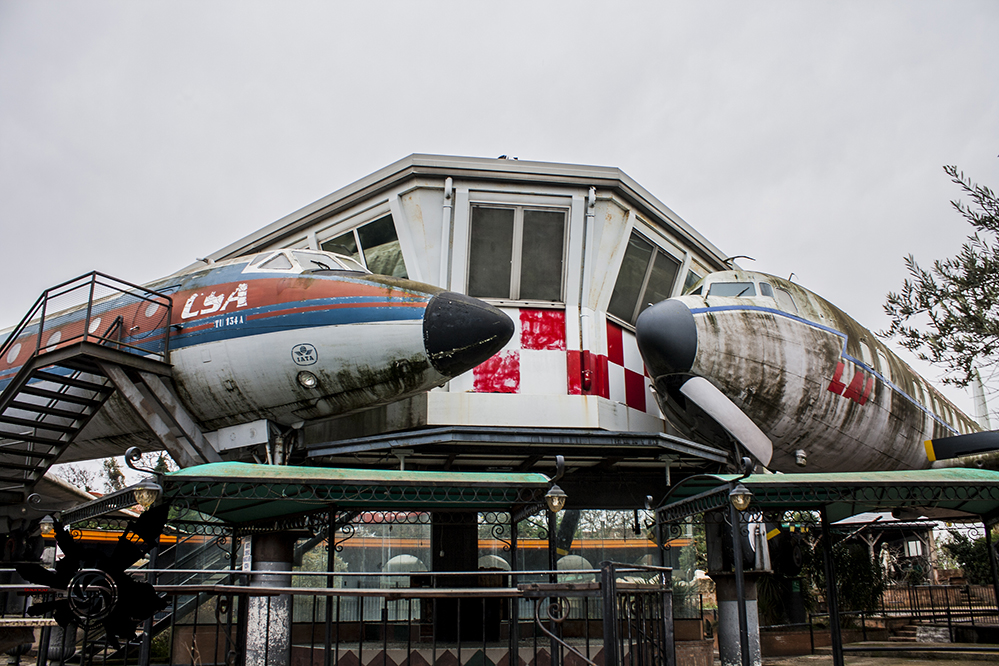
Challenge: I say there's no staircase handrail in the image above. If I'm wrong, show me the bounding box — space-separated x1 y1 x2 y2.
0 271 174 365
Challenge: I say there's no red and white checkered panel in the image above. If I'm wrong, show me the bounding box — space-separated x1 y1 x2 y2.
459 307 660 417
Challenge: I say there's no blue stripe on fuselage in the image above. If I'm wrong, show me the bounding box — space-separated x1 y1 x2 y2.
689 303 958 434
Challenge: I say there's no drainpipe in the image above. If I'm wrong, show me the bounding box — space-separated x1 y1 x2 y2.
439 177 454 289
579 187 596 391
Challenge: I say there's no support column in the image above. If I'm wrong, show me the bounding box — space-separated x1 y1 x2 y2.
245 533 296 666
712 574 761 666
705 509 761 666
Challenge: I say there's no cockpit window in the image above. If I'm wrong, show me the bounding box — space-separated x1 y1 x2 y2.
259 253 294 270
249 252 274 267
708 282 756 298
336 255 367 272
759 282 775 298
294 251 340 271
775 288 798 313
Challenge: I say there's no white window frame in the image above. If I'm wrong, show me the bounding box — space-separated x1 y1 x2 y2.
604 227 686 327
463 196 571 306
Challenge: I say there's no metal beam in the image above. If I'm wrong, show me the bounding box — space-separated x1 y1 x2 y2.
138 372 220 464
98 362 205 468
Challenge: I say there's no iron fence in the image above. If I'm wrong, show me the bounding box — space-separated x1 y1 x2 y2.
2 564 674 666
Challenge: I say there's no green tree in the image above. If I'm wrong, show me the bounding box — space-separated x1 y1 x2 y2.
55 464 98 493
102 457 126 493
942 530 994 586
883 166 999 389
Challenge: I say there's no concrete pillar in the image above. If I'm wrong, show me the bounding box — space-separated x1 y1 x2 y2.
705 510 763 666
712 574 762 666
245 533 295 666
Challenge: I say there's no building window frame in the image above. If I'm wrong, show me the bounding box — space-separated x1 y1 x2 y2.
465 203 569 304
318 211 409 279
606 229 685 327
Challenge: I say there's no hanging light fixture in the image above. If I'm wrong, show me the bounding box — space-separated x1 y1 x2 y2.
728 483 753 512
133 479 162 510
545 484 567 513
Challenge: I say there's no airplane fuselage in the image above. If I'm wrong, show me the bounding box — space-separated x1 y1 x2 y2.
637 271 979 473
0 250 513 461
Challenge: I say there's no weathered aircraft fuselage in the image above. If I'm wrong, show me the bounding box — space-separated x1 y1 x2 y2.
637 270 979 473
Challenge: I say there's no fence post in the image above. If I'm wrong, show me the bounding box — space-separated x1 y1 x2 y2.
601 561 618 666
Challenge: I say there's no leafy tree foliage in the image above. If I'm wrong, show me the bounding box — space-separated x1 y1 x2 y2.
942 530 994 586
883 166 999 389
55 464 98 493
102 457 126 493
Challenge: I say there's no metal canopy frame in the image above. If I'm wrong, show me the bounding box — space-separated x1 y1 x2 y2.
657 468 999 524
161 461 551 526
655 467 999 666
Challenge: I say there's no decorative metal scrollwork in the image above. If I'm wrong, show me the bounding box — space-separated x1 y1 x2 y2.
532 596 596 666
333 523 356 552
491 523 512 552
67 569 118 626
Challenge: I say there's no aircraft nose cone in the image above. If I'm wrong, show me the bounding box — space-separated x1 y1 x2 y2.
635 299 697 376
423 292 514 376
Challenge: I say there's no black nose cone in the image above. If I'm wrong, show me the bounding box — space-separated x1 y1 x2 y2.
635 299 697 376
423 292 514 377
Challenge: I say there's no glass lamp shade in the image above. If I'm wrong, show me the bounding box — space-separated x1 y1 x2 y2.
545 484 568 513
729 483 753 511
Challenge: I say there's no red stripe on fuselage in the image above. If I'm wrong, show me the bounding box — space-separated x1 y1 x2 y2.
246 300 425 322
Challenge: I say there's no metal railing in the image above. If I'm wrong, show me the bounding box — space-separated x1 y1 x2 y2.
0 271 174 367
2 564 674 666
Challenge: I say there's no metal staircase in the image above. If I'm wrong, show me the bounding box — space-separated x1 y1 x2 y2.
0 272 219 507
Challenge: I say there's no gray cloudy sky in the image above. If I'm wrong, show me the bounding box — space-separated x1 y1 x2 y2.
2 1 998 414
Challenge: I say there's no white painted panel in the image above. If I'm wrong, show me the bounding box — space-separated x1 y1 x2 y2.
519 349 568 395
427 393 601 428
607 362 626 404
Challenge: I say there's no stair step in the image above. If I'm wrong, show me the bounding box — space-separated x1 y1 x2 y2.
0 414 78 433
0 446 57 460
0 459 48 472
20 385 103 406
0 432 67 447
9 400 91 421
31 370 112 393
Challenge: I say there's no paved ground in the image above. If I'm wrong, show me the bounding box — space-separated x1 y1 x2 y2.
760 642 999 665
764 658 976 665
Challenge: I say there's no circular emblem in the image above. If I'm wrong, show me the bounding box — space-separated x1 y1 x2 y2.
292 343 318 366
67 569 118 626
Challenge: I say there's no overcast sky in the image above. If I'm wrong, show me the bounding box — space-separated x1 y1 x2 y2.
2 1 997 417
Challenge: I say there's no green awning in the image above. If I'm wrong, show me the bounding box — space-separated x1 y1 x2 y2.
162 462 551 526
657 468 999 523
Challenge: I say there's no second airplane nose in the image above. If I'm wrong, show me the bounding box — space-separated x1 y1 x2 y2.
423 292 514 377
635 299 698 377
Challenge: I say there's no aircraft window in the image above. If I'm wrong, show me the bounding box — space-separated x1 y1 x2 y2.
683 270 702 294
467 205 566 302
876 350 892 382
759 282 775 298
336 255 368 272
259 253 294 270
249 253 274 267
608 231 681 324
775 288 798 313
320 214 408 278
859 342 874 367
707 282 756 298
293 251 337 271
